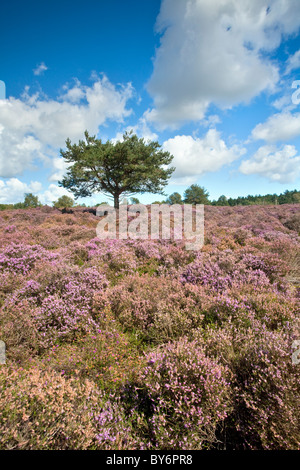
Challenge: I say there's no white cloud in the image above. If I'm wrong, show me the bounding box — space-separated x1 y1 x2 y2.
146 0 300 129
285 49 300 74
0 178 76 205
39 184 73 205
251 111 300 142
112 117 158 144
59 80 85 103
201 114 221 128
163 129 246 181
239 144 300 182
271 94 294 110
0 75 133 179
48 157 71 182
0 122 46 177
33 62 48 76
0 178 42 204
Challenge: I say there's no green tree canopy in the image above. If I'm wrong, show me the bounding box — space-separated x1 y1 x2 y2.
23 193 41 208
166 192 183 205
130 197 140 205
183 185 210 205
59 131 175 209
95 202 109 207
216 195 229 206
53 195 75 209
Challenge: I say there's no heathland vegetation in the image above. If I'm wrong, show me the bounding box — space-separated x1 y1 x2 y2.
0 203 299 449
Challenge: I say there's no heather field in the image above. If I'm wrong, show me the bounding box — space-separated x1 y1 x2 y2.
0 204 299 450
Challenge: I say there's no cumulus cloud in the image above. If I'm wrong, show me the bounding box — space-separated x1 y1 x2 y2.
163 129 246 181
48 157 71 182
0 122 45 177
0 178 75 205
33 62 48 76
0 178 43 204
0 75 133 178
251 111 300 142
112 117 159 144
239 144 300 182
146 0 300 129
40 184 73 205
59 80 85 103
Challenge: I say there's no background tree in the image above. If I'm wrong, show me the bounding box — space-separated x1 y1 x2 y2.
183 185 210 205
292 191 300 204
59 131 175 209
95 201 109 207
53 195 74 209
166 192 183 205
216 195 229 206
23 193 41 208
130 197 140 205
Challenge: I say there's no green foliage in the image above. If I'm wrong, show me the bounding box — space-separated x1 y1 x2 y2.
53 195 75 209
23 193 41 208
215 195 229 206
95 202 109 207
166 192 183 205
59 130 175 209
13 202 25 209
183 184 210 205
224 189 300 206
130 197 140 204
0 204 14 211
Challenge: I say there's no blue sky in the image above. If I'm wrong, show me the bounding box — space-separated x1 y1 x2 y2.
1 0 300 205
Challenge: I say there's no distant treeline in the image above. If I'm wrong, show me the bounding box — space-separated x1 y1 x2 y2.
211 189 300 206
0 188 300 211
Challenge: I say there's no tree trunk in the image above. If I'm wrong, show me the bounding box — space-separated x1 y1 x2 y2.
114 194 119 210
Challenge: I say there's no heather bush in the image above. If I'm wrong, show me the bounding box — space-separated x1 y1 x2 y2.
86 238 138 279
0 242 57 275
105 274 205 343
283 213 300 233
2 265 108 352
59 241 90 267
181 249 289 293
0 366 141 450
131 337 232 449
37 328 146 390
0 300 40 363
201 320 300 449
241 289 298 330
